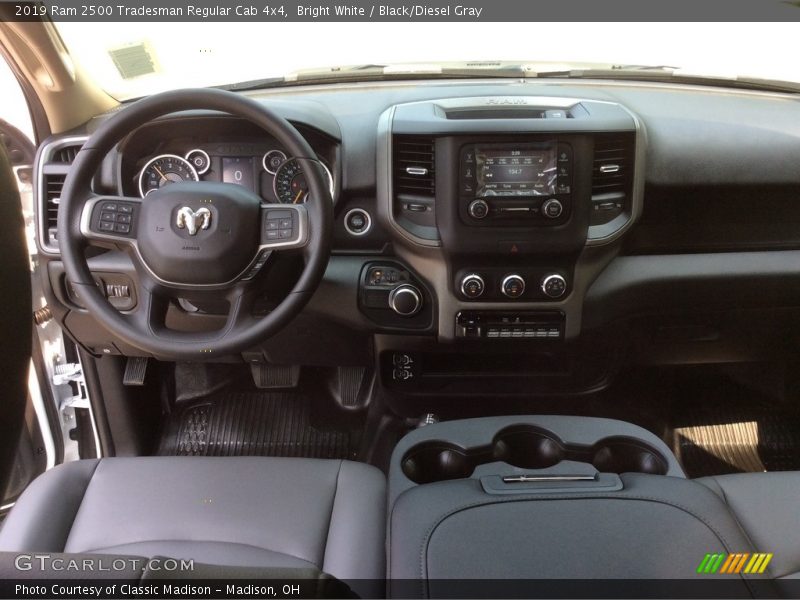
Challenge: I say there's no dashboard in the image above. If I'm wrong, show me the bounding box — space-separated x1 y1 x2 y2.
31 78 800 406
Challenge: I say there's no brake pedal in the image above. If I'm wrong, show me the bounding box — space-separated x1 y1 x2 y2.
250 363 300 389
123 356 149 386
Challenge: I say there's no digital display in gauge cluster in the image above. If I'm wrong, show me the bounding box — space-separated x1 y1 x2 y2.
222 157 255 190
136 147 334 204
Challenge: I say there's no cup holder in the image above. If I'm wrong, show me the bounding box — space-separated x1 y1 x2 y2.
401 443 475 484
591 437 668 475
492 425 564 469
401 425 669 484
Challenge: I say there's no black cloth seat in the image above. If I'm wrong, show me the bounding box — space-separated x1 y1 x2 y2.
0 457 385 595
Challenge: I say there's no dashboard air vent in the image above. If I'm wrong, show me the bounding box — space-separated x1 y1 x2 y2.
393 135 435 198
39 140 85 249
53 145 79 164
44 173 66 234
591 133 635 199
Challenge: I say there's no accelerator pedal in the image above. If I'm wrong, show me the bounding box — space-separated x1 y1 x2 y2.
328 366 369 410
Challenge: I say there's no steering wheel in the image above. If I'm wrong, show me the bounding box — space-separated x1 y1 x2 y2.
58 89 332 360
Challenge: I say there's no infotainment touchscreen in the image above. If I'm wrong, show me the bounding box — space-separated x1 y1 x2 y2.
475 144 557 197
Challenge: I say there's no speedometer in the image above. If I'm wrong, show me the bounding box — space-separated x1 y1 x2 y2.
138 154 199 198
273 158 334 204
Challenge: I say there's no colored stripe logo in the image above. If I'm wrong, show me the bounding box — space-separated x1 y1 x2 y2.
697 553 773 574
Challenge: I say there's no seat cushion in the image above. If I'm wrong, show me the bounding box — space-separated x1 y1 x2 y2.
0 457 386 586
696 471 800 580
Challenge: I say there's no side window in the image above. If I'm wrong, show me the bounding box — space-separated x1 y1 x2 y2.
0 55 34 143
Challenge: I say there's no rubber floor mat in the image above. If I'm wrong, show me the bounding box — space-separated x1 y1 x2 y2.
672 409 800 478
158 392 359 459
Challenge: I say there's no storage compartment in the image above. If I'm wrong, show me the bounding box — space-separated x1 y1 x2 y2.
401 424 668 484
380 346 615 397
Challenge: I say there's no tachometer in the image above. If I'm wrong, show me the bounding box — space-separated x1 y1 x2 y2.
273 158 334 204
138 154 199 198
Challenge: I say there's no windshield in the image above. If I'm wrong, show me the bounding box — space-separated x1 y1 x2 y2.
53 22 800 100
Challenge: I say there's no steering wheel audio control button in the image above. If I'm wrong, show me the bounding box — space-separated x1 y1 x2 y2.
86 198 140 239
259 204 309 250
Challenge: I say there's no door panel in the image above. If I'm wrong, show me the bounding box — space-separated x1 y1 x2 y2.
0 120 36 507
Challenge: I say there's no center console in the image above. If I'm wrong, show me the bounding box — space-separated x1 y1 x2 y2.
388 415 685 506
386 416 758 595
370 96 644 397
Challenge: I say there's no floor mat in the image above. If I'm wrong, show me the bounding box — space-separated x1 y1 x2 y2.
158 392 359 459
672 408 800 478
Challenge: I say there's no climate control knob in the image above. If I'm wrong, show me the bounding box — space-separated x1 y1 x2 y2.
501 274 526 299
542 199 564 219
460 274 485 299
468 199 490 220
541 274 568 298
389 284 423 317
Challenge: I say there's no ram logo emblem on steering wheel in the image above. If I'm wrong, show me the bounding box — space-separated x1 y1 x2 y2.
176 207 212 236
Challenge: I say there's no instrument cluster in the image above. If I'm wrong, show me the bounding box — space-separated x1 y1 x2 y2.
135 145 335 204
